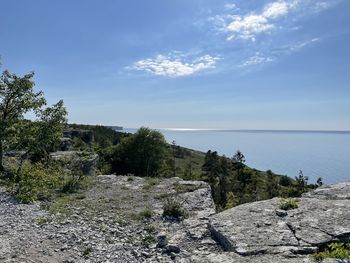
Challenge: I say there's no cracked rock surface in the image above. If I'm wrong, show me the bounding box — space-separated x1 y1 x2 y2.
208 181 350 262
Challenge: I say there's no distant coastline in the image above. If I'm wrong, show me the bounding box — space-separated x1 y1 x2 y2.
122 128 350 135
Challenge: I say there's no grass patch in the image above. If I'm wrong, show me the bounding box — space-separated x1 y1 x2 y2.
143 177 160 190
129 207 154 221
155 192 173 199
173 182 201 193
144 224 157 233
113 217 128 226
33 217 50 225
139 207 153 219
162 198 187 220
142 235 156 245
279 199 299 210
48 195 73 217
313 242 350 262
82 247 93 257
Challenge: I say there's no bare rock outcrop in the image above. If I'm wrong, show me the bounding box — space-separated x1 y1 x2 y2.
208 181 350 262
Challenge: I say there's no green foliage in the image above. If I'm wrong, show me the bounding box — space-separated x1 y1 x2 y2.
173 182 200 193
224 192 239 210
48 195 73 216
0 70 46 170
69 123 127 149
142 235 156 245
33 217 50 225
313 242 350 262
200 149 316 211
295 170 309 195
110 127 167 177
162 198 187 220
279 199 299 210
10 161 64 203
144 224 157 233
138 207 153 219
280 175 293 186
82 247 93 257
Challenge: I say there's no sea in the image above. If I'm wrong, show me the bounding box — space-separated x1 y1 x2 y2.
120 128 350 184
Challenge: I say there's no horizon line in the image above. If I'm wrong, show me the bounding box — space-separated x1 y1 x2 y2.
121 127 350 134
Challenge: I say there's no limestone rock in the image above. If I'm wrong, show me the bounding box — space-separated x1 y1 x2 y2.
302 181 350 200
209 182 350 262
50 151 99 176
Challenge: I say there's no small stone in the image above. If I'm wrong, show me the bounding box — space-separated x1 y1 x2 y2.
165 244 180 254
275 209 288 217
157 233 168 248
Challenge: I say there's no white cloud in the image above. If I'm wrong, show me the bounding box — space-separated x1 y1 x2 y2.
226 15 274 41
240 53 274 67
219 1 301 41
224 3 237 11
289 37 320 51
130 53 219 77
263 1 290 18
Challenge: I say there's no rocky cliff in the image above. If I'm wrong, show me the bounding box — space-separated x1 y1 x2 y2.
0 177 349 262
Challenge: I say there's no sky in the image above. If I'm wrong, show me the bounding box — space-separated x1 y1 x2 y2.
0 0 350 130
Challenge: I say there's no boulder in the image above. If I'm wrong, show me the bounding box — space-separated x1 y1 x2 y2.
50 151 99 176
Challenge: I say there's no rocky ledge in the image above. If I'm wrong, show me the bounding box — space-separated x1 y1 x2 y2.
206 182 350 263
0 177 349 262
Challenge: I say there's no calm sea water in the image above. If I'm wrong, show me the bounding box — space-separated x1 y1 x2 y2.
121 128 350 184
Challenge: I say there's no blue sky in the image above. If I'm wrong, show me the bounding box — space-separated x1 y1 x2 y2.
0 0 349 130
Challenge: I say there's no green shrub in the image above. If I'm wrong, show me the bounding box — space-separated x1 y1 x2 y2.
144 224 157 233
313 242 350 262
279 199 299 210
142 235 156 245
139 207 153 219
13 161 64 203
33 217 50 225
82 247 93 257
173 182 200 193
162 198 187 220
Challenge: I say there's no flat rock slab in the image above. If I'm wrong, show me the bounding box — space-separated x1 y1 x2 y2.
303 181 350 200
209 195 350 261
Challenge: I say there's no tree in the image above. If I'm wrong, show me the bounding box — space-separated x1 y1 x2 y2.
295 170 309 195
172 140 176 177
266 170 279 199
233 150 245 165
26 100 67 163
202 150 221 184
316 177 323 187
0 71 46 171
112 127 167 176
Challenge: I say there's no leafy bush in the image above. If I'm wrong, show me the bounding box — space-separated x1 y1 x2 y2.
162 199 187 220
12 161 64 203
109 127 167 177
313 242 350 262
279 199 299 210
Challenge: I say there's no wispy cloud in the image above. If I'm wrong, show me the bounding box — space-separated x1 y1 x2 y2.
130 53 219 77
213 1 299 41
224 3 237 11
240 53 274 67
211 0 339 42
